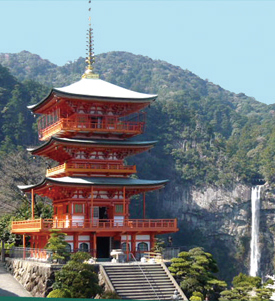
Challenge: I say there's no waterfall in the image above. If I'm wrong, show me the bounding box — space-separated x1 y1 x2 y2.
249 185 262 277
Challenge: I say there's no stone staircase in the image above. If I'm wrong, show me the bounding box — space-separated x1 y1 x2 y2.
101 263 187 300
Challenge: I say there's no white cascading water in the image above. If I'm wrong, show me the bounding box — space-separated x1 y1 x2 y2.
249 185 262 277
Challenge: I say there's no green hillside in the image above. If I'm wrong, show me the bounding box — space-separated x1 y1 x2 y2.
0 50 274 187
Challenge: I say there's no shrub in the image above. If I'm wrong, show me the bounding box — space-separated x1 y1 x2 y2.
47 289 72 298
53 252 102 298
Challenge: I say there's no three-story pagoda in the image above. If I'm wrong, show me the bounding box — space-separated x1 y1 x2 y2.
11 26 178 260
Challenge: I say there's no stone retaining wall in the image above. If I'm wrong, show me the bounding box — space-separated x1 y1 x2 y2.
5 258 60 297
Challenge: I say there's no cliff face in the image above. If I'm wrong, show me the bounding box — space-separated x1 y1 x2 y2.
160 182 275 282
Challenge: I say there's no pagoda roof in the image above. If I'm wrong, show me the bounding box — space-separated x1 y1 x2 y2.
27 137 157 153
18 177 168 192
28 78 157 112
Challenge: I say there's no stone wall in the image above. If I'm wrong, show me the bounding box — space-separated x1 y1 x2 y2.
5 258 59 297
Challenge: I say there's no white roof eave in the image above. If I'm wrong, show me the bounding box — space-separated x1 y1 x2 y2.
54 78 157 101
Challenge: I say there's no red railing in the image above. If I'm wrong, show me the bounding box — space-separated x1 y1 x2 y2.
11 219 52 231
12 218 178 232
38 114 145 140
46 162 136 177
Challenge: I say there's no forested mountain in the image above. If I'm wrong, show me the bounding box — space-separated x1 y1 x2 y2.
0 50 274 186
0 63 48 153
2 50 275 281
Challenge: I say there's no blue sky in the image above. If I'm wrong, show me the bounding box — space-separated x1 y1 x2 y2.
1 1 275 104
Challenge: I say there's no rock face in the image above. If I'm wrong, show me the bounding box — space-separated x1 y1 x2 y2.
5 258 57 297
160 182 275 282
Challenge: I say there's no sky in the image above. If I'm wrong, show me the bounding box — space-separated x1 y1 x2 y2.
1 0 275 104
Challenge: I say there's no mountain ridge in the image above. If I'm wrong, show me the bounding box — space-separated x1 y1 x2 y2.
0 50 269 117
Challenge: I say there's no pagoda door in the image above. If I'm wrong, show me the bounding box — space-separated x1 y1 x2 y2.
91 206 99 226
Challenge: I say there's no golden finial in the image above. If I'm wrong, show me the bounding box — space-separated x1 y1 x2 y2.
82 0 99 79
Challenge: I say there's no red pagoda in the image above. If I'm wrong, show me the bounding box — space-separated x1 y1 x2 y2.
11 25 178 260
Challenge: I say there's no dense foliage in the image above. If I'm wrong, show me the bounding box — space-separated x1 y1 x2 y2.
46 230 70 263
0 63 48 153
52 252 102 298
219 273 274 301
169 247 227 300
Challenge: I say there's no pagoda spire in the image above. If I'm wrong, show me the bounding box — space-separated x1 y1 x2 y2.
82 0 99 79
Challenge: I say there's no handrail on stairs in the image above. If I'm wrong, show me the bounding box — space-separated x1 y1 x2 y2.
129 252 163 301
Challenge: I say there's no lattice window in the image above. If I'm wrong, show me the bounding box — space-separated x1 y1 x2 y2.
137 242 148 252
115 204 123 213
74 204 83 213
79 243 89 252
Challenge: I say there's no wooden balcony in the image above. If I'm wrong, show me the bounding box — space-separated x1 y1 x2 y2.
46 162 137 177
38 114 145 141
11 218 178 234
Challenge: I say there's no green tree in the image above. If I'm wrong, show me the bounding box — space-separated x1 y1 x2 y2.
53 252 102 298
47 288 72 298
190 291 204 301
169 247 227 300
46 229 70 263
219 273 273 301
152 237 166 254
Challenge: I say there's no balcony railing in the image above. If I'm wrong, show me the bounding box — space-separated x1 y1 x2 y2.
12 218 178 233
46 162 137 177
38 114 145 140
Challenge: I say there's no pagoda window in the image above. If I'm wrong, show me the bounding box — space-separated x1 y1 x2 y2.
65 205 69 214
92 207 99 219
121 242 131 252
74 204 84 213
115 204 123 214
79 243 89 252
65 244 72 253
137 242 148 252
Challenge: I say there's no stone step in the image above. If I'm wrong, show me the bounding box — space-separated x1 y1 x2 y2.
113 280 174 287
117 292 175 299
108 274 171 281
104 264 161 268
116 287 176 293
105 267 163 271
106 273 166 278
114 282 175 287
105 268 164 272
105 270 167 275
104 268 164 274
102 264 186 301
106 270 167 274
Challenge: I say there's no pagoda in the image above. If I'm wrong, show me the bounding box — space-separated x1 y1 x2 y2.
11 23 178 260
